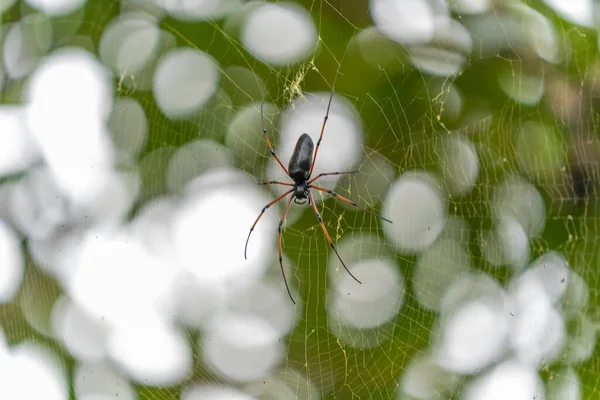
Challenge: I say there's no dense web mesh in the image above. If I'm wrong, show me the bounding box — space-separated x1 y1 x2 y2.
0 0 598 399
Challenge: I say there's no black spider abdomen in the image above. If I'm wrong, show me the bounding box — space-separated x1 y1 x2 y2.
288 133 314 182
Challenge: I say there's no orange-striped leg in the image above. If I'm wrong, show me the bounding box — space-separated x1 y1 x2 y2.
308 170 358 184
308 191 362 284
244 189 293 259
308 87 335 178
277 195 296 304
261 102 289 175
258 181 293 187
310 186 393 223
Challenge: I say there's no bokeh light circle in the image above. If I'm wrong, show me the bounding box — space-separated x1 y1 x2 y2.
241 2 317 66
153 48 219 118
384 171 446 253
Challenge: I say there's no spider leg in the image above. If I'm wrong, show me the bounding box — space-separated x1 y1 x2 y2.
258 181 294 187
310 186 393 223
307 191 362 284
308 170 358 184
244 189 293 259
277 195 296 304
308 87 335 178
261 102 290 175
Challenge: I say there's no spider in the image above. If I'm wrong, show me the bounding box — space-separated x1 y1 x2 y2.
244 89 392 304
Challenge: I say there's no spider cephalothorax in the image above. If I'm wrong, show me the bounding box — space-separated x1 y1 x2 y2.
244 88 392 304
292 181 309 204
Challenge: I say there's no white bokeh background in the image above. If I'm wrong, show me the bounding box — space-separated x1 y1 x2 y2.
0 0 597 399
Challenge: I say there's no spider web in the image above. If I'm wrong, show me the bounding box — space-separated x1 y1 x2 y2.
0 0 598 399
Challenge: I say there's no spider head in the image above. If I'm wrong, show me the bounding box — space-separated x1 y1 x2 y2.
293 181 309 204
